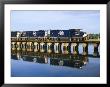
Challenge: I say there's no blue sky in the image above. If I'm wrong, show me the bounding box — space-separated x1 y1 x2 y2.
11 10 100 33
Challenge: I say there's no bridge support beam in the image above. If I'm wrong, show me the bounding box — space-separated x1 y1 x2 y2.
40 42 45 52
16 42 21 51
26 42 33 51
54 43 61 53
47 43 54 53
11 42 16 50
94 43 99 52
34 42 39 52
82 43 88 55
22 42 26 51
62 43 69 54
93 43 99 56
71 43 79 55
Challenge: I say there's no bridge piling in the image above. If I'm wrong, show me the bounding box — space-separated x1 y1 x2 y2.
82 43 88 55
11 39 100 56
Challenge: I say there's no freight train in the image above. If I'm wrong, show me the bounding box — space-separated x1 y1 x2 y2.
11 29 88 41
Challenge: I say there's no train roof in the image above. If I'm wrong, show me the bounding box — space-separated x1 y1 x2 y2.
11 29 85 37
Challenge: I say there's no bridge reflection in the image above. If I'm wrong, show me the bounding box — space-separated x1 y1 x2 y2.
11 50 99 69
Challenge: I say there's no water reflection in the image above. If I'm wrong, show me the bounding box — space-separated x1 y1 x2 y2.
11 49 99 69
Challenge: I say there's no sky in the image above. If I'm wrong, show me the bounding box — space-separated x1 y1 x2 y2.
11 10 100 33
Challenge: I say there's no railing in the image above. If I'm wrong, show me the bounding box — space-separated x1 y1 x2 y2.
11 37 100 43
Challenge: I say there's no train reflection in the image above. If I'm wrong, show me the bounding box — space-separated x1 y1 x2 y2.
11 50 99 69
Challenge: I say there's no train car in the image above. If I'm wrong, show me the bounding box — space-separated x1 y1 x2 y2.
36 30 45 37
50 30 70 37
50 29 88 41
11 31 17 37
11 31 22 41
11 31 24 38
50 30 60 37
69 29 84 37
21 30 45 41
21 30 45 37
50 30 70 41
21 31 29 37
69 29 88 41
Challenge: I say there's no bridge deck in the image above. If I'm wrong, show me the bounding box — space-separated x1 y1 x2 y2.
11 40 100 43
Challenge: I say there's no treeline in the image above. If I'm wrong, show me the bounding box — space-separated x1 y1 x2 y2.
88 33 100 39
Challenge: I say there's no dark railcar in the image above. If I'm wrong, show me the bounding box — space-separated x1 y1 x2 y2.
69 29 85 37
50 30 59 37
21 31 34 37
21 31 30 37
11 31 17 37
21 30 45 37
36 30 45 37
50 29 85 37
59 30 70 37
50 30 70 37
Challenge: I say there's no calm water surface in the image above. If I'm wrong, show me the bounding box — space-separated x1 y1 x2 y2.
11 44 100 77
